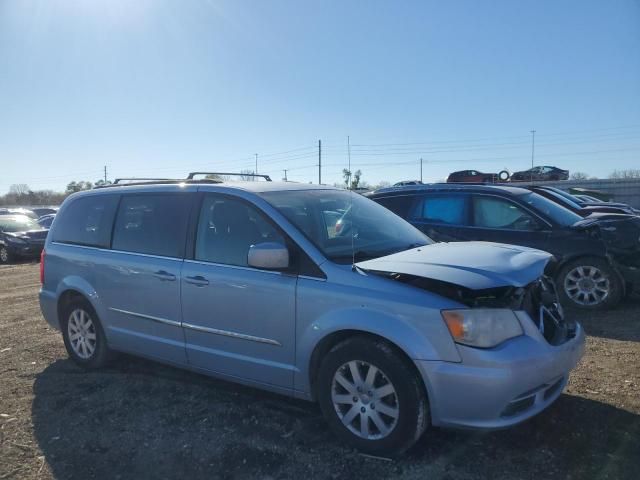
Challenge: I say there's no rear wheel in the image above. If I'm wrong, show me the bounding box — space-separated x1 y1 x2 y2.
317 336 428 456
60 298 112 368
557 257 622 310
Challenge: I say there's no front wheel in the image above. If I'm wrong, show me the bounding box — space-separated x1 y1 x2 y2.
317 336 428 456
0 246 12 264
557 257 623 310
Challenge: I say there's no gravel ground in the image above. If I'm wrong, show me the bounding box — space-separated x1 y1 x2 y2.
1 262 639 479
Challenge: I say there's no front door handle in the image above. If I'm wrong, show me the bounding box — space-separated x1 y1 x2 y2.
152 270 176 281
184 275 209 287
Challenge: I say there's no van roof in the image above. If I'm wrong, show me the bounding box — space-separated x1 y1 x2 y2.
91 180 336 194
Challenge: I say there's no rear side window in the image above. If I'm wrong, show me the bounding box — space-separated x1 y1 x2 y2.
52 195 118 248
112 194 191 258
412 195 467 225
374 195 414 218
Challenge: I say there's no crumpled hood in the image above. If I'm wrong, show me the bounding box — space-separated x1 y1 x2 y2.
356 241 552 290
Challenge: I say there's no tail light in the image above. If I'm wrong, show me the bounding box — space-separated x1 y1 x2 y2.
40 249 46 284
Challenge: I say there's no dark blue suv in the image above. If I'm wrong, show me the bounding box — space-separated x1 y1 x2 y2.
368 184 640 310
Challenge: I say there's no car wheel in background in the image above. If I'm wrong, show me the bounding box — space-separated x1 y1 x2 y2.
0 246 12 264
557 257 623 310
317 336 428 456
498 170 510 181
60 298 112 368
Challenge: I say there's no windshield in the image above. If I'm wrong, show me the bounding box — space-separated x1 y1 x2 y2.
542 188 584 208
260 189 432 263
0 216 40 232
521 193 582 226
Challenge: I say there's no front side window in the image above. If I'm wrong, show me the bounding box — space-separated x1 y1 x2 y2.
413 195 467 225
195 195 284 267
112 194 191 257
261 189 431 264
472 196 540 231
52 195 118 248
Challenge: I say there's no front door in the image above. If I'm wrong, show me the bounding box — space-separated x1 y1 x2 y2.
181 193 297 389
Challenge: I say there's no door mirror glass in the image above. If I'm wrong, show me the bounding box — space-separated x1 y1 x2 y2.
248 242 289 270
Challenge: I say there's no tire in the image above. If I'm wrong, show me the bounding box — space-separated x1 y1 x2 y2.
498 170 510 181
0 246 13 264
317 336 428 456
556 257 623 310
60 297 112 368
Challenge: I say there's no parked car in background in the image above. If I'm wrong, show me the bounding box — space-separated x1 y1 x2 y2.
446 169 507 183
510 166 569 182
393 180 423 186
0 215 48 264
528 186 639 216
31 207 58 218
368 184 640 310
0 207 39 219
39 176 584 455
574 194 604 203
37 213 56 229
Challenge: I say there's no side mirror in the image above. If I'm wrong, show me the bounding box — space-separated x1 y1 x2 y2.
248 242 290 270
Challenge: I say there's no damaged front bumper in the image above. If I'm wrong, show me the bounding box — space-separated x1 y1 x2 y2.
415 313 585 429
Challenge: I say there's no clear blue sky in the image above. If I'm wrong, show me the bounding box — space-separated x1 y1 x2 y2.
1 0 639 193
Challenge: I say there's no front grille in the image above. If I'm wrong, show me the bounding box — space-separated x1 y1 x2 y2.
522 277 575 346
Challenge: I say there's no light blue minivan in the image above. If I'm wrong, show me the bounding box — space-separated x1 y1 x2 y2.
39 175 585 455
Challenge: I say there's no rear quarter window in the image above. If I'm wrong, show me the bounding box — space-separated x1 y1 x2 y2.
51 195 119 248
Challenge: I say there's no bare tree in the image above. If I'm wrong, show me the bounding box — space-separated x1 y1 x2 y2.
609 169 640 179
9 184 30 195
570 172 590 180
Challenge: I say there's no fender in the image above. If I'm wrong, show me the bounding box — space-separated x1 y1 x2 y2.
55 275 110 336
294 306 460 397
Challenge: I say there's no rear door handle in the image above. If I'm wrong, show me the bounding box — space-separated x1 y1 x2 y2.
184 275 209 287
152 270 176 282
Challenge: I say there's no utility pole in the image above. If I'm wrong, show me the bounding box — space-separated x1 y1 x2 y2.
420 158 423 183
530 130 536 182
318 139 322 185
283 169 288 181
254 153 258 175
347 135 351 189
104 166 107 183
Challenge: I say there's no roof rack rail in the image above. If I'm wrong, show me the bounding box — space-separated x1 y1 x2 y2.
187 172 272 181
113 177 176 184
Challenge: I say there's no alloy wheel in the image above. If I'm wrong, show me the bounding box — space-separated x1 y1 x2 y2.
564 265 610 306
67 308 97 359
0 247 8 263
331 360 399 440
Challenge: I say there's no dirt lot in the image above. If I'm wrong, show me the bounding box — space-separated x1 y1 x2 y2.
1 262 639 479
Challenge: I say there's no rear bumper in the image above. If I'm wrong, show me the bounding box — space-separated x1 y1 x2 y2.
39 289 60 330
416 322 585 429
